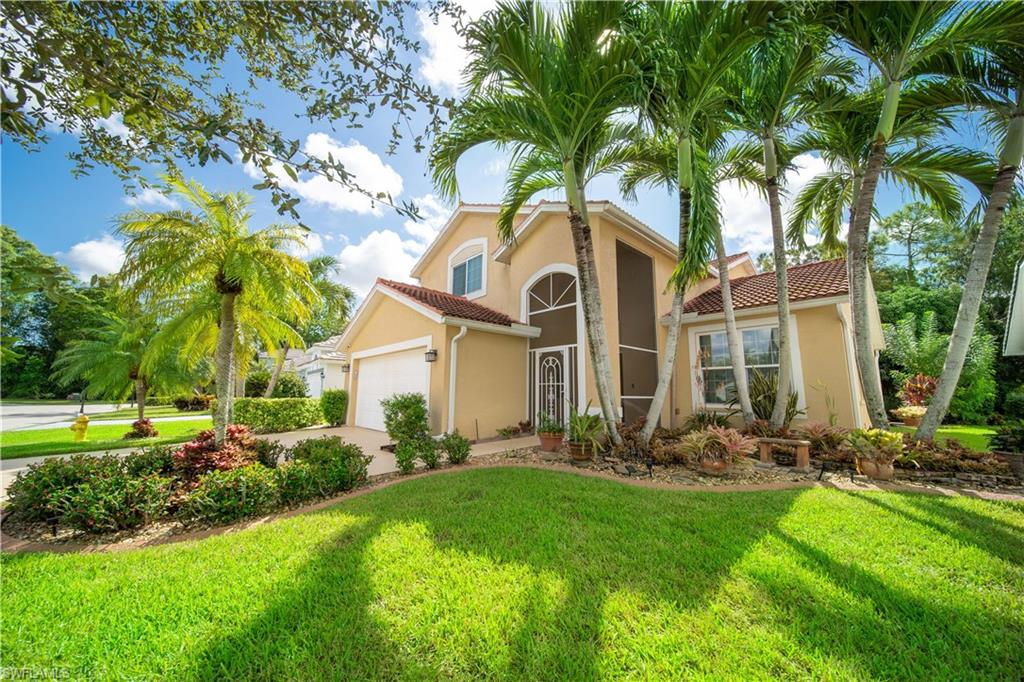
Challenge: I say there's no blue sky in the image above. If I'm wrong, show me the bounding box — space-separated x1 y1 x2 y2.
1 3 985 298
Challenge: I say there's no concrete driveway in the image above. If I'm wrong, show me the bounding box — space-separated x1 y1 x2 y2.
1 425 540 499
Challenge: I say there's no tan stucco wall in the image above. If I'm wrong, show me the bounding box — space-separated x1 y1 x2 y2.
340 294 449 434
452 329 528 439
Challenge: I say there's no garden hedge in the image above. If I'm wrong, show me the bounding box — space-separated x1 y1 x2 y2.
321 389 348 426
232 398 323 433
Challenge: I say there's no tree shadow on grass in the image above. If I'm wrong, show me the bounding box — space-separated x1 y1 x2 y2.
847 491 1024 566
188 468 800 680
753 530 1024 679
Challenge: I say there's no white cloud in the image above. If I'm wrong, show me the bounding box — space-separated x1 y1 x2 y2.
417 1 494 93
241 133 403 216
124 187 178 209
403 193 450 243
718 152 830 254
336 230 424 297
482 158 506 177
59 234 125 281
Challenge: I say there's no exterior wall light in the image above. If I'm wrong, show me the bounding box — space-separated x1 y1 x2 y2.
341 363 351 373
425 349 438 362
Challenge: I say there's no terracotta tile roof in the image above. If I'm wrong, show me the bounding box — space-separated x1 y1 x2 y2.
723 251 749 264
377 279 520 326
683 259 848 315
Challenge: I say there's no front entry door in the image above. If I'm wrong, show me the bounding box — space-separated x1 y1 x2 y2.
535 349 568 427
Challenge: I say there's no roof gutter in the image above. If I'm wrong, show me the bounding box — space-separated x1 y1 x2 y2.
446 325 469 433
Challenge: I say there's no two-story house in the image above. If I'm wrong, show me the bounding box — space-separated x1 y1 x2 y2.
334 200 884 437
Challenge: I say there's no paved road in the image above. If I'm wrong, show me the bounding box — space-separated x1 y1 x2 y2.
16 414 206 431
1 402 121 431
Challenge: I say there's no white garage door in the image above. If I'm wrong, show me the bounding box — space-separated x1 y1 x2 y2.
354 348 428 431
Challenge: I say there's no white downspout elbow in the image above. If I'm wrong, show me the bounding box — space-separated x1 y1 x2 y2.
447 326 468 433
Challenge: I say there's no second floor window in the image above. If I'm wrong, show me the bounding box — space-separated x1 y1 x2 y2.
452 254 483 296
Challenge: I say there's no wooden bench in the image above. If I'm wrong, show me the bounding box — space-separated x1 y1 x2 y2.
757 437 812 472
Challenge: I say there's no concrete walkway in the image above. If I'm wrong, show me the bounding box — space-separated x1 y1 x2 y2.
0 426 539 498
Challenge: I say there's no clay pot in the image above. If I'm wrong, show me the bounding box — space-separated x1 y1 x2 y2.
539 432 564 452
700 458 732 476
901 415 922 427
856 457 895 481
567 441 593 461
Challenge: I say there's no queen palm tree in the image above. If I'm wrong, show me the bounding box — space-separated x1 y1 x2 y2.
621 127 764 430
51 308 190 420
431 1 645 444
116 178 317 443
831 0 1021 427
724 25 855 428
918 43 1024 439
264 254 354 398
621 0 770 440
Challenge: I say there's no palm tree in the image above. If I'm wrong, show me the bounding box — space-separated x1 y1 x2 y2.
430 1 643 445
621 128 765 429
51 309 190 420
116 178 317 443
725 24 854 428
622 0 770 440
831 0 1021 428
264 254 355 397
918 43 1024 439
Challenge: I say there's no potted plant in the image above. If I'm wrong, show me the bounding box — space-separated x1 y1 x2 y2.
847 428 903 481
891 405 927 427
566 401 604 461
536 412 565 452
990 419 1024 480
680 427 757 475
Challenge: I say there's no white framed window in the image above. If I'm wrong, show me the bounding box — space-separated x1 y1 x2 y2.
447 237 487 299
696 325 780 406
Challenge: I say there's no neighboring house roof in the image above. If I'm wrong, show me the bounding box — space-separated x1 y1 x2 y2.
378 278 519 326
1004 259 1024 356
708 251 756 276
682 259 848 315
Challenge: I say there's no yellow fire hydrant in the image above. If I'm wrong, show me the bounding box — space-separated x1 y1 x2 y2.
69 414 90 442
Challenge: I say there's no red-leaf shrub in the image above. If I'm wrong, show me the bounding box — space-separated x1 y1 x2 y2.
123 418 159 440
898 374 938 407
172 424 260 482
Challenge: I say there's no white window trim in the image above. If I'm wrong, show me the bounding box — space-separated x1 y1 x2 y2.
447 237 488 300
520 263 586 418
686 315 805 413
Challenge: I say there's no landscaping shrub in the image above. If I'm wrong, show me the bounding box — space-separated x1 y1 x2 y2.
245 367 271 397
321 389 348 427
173 394 213 412
682 409 732 432
274 461 322 506
381 393 430 444
290 436 370 493
743 419 791 439
6 455 122 522
123 418 158 440
898 373 938 406
233 397 323 433
897 435 1011 474
990 420 1024 453
707 426 758 460
744 370 802 426
394 439 418 475
1002 388 1024 420
799 422 850 457
179 464 279 524
848 429 904 464
419 437 441 469
655 428 756 465
172 425 260 482
439 430 471 465
273 372 308 398
253 439 288 469
54 473 172 533
123 445 175 477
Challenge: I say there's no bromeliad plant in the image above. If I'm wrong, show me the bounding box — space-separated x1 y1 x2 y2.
898 373 938 406
847 428 904 465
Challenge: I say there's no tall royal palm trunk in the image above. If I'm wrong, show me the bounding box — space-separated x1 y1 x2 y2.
264 341 289 398
764 135 794 428
847 79 901 429
135 377 147 421
213 290 238 444
642 138 692 443
717 230 754 425
918 109 1023 440
564 162 623 446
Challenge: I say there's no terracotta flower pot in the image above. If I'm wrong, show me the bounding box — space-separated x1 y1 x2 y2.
539 432 564 452
901 415 921 427
856 457 894 481
700 458 731 476
567 441 593 461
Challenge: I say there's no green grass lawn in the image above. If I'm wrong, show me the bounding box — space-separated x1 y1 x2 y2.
895 424 997 451
87 405 194 421
2 468 1021 680
0 418 212 459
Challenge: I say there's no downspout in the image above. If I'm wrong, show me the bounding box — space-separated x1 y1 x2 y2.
446 326 469 433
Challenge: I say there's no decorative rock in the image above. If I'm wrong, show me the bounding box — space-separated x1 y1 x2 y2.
625 464 638 475
613 464 630 476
